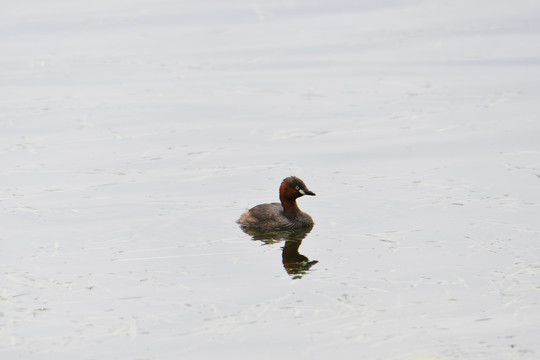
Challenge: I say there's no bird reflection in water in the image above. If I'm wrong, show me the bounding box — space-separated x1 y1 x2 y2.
239 224 318 279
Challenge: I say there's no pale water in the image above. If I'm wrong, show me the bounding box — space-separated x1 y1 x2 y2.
2 1 540 359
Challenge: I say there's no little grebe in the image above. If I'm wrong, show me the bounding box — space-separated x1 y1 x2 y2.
237 176 315 230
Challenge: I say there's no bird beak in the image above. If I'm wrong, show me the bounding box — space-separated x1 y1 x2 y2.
300 189 316 196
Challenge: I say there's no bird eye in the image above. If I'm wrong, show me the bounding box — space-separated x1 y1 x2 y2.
295 186 300 190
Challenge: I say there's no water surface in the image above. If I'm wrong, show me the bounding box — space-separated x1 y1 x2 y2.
2 1 540 359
